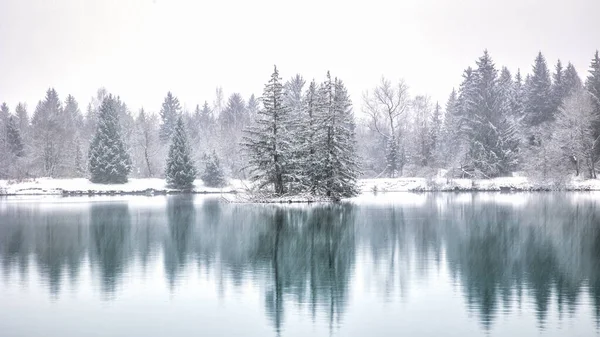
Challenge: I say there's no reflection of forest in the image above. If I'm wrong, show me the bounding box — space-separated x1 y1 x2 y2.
1 194 600 333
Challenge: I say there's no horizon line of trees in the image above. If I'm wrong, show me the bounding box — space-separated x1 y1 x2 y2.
1 49 599 190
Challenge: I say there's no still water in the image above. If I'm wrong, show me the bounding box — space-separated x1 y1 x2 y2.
1 193 600 336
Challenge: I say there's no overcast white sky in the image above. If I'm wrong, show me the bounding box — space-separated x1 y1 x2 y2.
0 0 598 114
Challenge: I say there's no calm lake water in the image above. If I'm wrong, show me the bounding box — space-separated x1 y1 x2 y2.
1 193 600 337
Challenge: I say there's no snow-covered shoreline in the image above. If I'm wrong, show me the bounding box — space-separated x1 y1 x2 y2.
2 177 600 197
0 178 244 196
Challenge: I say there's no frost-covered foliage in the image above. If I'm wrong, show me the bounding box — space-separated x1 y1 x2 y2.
362 77 410 177
243 68 359 199
3 49 600 190
553 89 598 178
313 74 360 199
88 94 132 184
243 65 292 195
165 116 196 189
201 150 226 188
159 92 182 144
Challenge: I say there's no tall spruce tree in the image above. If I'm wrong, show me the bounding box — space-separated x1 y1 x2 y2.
564 62 583 94
165 116 196 189
463 51 518 177
296 80 320 191
159 92 182 143
313 73 359 199
586 50 600 164
6 116 24 158
512 69 526 118
243 65 292 196
525 52 553 126
201 150 226 188
31 88 64 177
88 95 132 183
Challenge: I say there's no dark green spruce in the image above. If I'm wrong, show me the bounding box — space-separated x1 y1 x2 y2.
165 116 196 189
88 95 132 183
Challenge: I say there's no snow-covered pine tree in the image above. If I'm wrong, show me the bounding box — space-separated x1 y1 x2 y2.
295 80 320 192
385 135 400 177
31 88 64 177
464 51 518 177
313 73 359 199
284 74 306 120
512 69 526 118
525 52 553 126
63 94 84 176
452 67 478 176
201 150 226 187
242 65 292 196
586 50 600 164
6 116 24 158
159 92 182 144
434 89 461 169
88 94 132 184
283 74 307 188
165 116 197 189
428 102 443 167
550 59 566 115
74 137 85 176
563 62 582 95
198 101 215 129
15 103 29 140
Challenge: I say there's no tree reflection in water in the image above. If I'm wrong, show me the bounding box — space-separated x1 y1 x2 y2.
1 193 600 334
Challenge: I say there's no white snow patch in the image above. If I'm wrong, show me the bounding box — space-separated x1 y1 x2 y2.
0 178 246 196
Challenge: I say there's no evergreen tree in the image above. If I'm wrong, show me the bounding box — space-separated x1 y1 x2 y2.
296 80 320 191
313 73 359 199
88 95 132 184
201 150 226 187
31 88 64 177
435 89 462 168
525 52 553 125
63 94 84 176
6 116 24 157
247 94 260 116
284 74 306 119
463 51 518 177
165 116 196 189
512 69 526 118
0 103 10 156
551 59 565 114
385 135 400 177
564 62 582 94
586 50 600 163
74 137 85 176
198 101 214 129
0 103 9 125
15 103 29 138
219 93 247 132
428 102 443 165
243 65 292 195
159 92 182 143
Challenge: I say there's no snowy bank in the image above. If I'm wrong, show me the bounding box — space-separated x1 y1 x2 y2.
2 176 600 197
0 178 245 196
359 177 600 193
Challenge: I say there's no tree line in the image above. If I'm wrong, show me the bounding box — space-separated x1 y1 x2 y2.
1 50 599 192
360 50 600 182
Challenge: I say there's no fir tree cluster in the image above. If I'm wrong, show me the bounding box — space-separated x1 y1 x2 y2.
243 66 359 200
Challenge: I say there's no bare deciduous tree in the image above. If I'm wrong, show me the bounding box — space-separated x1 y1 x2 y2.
362 77 410 177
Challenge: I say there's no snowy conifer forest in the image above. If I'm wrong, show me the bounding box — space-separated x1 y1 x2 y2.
1 50 600 198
